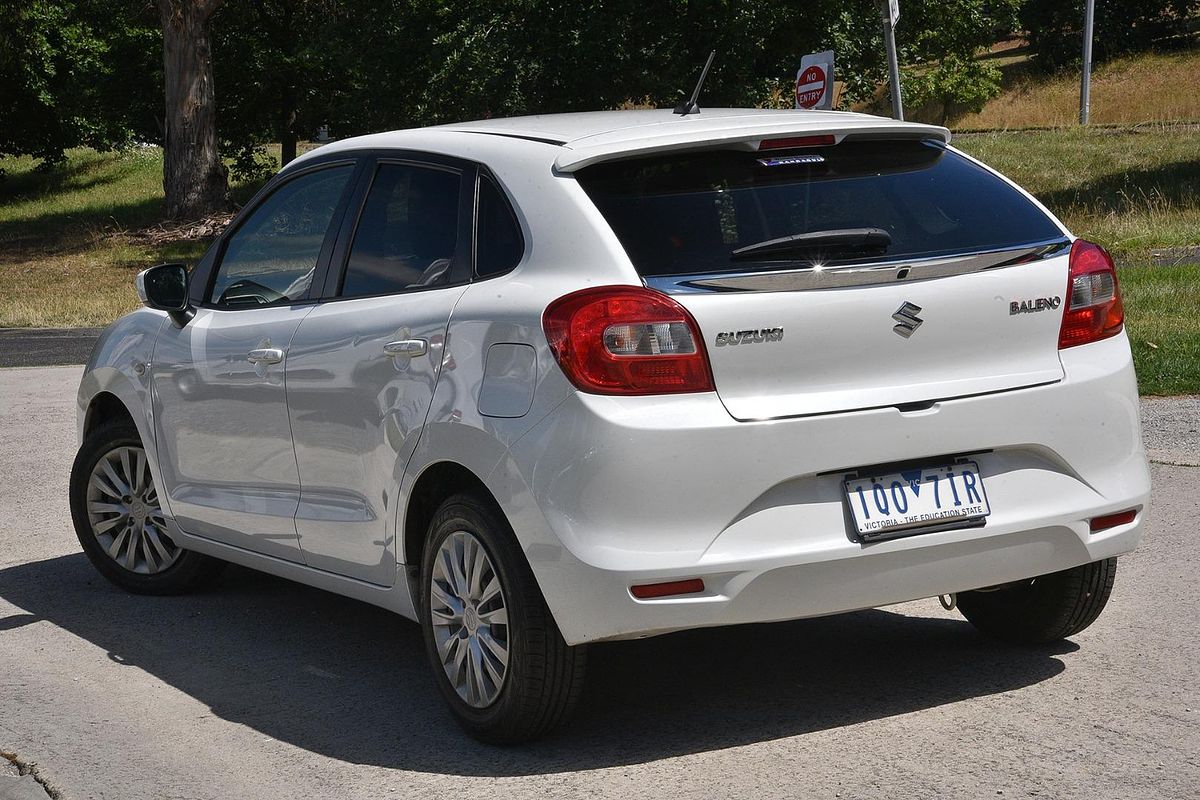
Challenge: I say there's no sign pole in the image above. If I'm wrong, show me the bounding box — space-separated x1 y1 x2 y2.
1080 0 1095 125
882 0 904 120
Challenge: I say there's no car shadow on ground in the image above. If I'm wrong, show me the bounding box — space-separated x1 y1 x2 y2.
0 553 1075 775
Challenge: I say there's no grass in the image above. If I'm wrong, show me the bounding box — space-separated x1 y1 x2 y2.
0 147 259 328
955 125 1200 256
956 127 1200 394
952 49 1200 130
1118 263 1200 395
1 126 1197 393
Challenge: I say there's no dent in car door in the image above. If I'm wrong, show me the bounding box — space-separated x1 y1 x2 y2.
285 158 474 584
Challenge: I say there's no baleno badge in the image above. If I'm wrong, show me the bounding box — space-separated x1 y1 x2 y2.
1010 296 1062 315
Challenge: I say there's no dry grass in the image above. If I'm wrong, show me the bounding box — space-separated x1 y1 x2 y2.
0 148 258 327
953 50 1200 130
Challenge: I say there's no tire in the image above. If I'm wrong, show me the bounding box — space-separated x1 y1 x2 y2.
957 558 1117 644
70 420 224 594
419 492 586 744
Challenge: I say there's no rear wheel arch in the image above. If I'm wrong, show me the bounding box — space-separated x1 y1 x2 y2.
403 461 505 575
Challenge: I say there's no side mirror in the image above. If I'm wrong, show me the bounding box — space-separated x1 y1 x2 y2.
136 263 193 326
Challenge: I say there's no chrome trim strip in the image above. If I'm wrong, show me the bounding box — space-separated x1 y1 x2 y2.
644 238 1072 294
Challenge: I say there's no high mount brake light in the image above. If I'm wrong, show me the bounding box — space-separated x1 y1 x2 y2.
1059 239 1125 349
543 286 714 395
758 135 836 150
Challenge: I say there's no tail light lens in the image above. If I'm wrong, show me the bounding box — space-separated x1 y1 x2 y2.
1059 239 1124 349
543 286 714 395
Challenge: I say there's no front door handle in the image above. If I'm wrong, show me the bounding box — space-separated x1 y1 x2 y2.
383 339 428 358
247 347 284 365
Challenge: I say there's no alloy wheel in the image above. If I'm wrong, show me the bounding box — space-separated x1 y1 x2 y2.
429 530 510 708
86 445 180 574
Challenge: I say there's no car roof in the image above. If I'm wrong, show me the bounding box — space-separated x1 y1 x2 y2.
293 108 952 172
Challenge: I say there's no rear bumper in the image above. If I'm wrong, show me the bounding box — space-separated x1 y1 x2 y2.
502 334 1149 645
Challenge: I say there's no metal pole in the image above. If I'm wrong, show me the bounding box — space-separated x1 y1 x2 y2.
1080 0 1095 125
882 2 904 120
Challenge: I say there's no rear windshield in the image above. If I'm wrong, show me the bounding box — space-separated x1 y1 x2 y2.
575 139 1063 277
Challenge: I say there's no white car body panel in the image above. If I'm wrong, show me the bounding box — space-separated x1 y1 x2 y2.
77 109 1150 647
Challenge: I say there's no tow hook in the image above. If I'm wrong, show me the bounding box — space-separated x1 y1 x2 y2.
939 593 958 611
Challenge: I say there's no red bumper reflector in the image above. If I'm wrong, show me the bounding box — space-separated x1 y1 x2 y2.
1089 509 1137 532
758 134 835 150
630 578 705 599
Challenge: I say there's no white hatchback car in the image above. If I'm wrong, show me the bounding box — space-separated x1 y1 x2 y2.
73 109 1149 743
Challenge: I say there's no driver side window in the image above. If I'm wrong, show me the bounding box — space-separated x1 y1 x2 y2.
209 164 354 308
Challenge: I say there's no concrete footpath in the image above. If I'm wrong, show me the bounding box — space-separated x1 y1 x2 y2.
1 366 1197 800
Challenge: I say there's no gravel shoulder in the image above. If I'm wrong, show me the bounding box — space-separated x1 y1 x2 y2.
1140 395 1200 465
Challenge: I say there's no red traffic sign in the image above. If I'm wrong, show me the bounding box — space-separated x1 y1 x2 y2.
795 64 827 109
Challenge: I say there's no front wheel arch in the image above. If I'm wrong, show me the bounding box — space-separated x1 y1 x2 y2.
83 391 136 440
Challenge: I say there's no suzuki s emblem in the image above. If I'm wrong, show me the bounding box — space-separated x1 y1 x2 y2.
892 302 923 338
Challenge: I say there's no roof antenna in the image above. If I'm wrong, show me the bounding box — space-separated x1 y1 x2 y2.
673 50 717 116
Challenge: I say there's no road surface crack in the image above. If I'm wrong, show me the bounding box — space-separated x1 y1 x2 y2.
0 751 62 799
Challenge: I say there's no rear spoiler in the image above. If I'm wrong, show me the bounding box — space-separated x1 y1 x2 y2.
554 119 952 172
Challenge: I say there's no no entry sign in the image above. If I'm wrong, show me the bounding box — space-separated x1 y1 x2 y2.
795 50 835 110
795 65 827 108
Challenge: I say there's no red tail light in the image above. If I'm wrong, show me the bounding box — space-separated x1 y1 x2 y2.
1059 239 1124 349
543 286 714 395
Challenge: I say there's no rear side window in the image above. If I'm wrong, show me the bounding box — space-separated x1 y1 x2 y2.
575 139 1063 277
340 163 461 298
474 175 524 278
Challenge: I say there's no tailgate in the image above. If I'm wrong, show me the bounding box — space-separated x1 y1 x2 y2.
574 134 1072 420
672 251 1069 419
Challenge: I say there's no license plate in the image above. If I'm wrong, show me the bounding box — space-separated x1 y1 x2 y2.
843 460 990 541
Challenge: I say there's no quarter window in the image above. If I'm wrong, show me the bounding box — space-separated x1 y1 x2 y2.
475 175 524 278
340 163 462 298
210 165 354 307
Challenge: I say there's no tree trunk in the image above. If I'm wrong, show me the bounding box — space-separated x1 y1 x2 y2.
280 87 298 166
158 0 229 220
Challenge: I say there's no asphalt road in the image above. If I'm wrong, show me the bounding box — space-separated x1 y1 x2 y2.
0 330 103 368
1 366 1197 800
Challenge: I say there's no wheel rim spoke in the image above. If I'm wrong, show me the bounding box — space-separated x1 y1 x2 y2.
100 459 131 497
478 576 501 606
133 449 147 494
478 628 508 665
92 514 126 536
429 530 509 708
479 606 507 626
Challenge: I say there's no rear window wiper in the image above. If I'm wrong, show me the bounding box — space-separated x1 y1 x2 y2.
730 228 892 261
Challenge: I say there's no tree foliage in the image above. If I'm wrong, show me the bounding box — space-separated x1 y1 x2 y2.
1022 0 1200 70
7 0 1195 177
0 0 159 164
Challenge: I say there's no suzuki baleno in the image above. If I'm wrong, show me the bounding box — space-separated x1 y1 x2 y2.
72 109 1150 742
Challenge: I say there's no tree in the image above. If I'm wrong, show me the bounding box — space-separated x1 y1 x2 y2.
0 0 158 165
898 0 1022 123
1021 0 1200 70
158 0 228 219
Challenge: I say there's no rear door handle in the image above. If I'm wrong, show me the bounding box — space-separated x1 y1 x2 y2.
247 347 285 365
383 339 428 358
